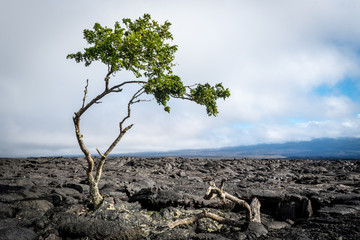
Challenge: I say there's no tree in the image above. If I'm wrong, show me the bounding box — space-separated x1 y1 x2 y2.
67 14 230 209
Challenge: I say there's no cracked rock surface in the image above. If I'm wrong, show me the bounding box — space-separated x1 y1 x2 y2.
0 157 359 239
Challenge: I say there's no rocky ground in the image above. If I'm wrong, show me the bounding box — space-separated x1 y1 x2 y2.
0 157 359 240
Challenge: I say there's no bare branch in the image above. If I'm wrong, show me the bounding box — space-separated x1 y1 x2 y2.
132 98 152 105
168 210 244 229
104 68 114 91
94 123 134 183
96 148 105 158
132 88 146 101
103 124 134 157
111 88 123 93
204 181 252 221
75 80 146 119
82 79 89 108
119 88 145 132
169 182 261 230
93 88 146 183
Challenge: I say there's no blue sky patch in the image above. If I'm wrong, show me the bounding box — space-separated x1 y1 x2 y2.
314 77 360 102
288 118 306 124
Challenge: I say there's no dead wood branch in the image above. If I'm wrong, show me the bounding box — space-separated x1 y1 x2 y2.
169 180 261 230
250 197 261 223
204 180 252 221
168 210 243 229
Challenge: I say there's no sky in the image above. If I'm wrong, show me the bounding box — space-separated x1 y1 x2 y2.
1 0 360 157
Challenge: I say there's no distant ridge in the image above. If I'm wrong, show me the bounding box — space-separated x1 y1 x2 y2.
122 137 360 159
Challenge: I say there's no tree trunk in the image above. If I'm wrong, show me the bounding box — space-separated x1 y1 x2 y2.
89 179 103 208
73 115 103 209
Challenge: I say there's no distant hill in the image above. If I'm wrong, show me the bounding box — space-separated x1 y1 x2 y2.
123 137 360 159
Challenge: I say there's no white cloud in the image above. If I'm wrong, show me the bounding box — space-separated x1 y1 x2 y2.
1 0 360 157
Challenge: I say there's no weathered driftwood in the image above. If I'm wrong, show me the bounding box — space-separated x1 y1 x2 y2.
204 180 252 221
250 197 261 223
168 180 261 229
168 210 243 229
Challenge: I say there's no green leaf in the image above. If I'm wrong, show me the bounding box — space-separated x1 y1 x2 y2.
164 106 171 113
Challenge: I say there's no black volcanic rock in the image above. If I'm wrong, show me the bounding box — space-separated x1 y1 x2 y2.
0 157 359 239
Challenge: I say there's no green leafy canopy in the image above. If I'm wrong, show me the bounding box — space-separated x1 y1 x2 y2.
67 13 230 116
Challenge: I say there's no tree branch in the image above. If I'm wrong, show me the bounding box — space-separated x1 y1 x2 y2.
111 88 123 93
75 80 147 119
96 148 105 158
102 124 134 160
82 79 89 108
104 68 114 91
170 92 193 102
119 88 145 132
168 210 244 229
94 88 145 183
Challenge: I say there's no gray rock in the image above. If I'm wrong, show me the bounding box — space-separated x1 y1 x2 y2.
246 222 268 238
263 220 290 230
56 213 127 239
130 188 183 210
0 203 14 219
63 183 84 193
277 201 296 220
318 204 360 215
0 226 38 240
196 218 222 233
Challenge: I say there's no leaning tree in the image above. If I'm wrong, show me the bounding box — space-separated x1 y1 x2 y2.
67 14 230 209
